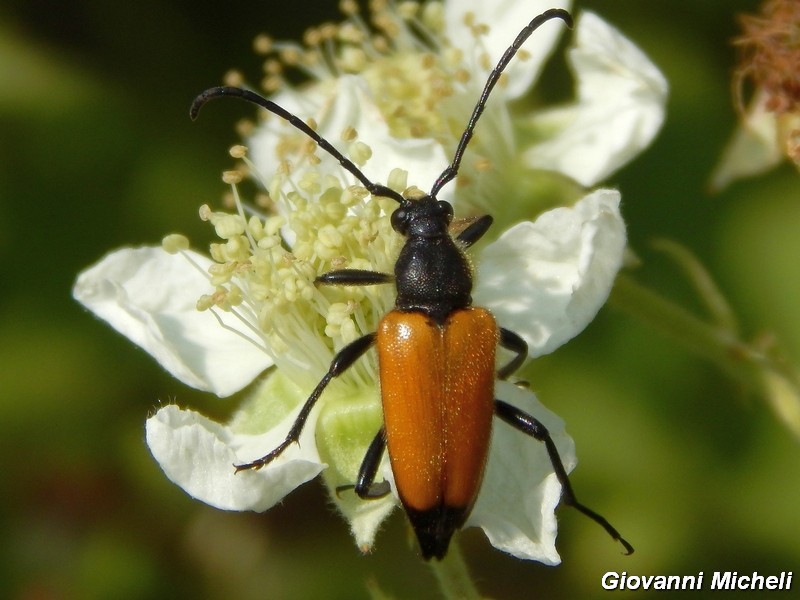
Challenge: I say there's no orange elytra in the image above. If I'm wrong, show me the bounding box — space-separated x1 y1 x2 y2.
377 308 497 555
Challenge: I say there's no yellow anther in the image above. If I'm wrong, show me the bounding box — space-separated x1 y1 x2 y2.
330 256 348 269
304 27 322 47
162 234 190 254
318 224 344 249
279 47 302 66
347 185 369 200
340 46 368 73
341 126 358 142
263 58 282 75
338 22 365 43
319 22 338 41
196 294 214 311
235 118 255 138
301 138 318 157
403 186 426 200
229 145 248 159
222 170 244 185
339 0 359 16
421 1 444 32
223 70 244 87
350 141 373 166
262 73 283 93
387 168 408 193
253 34 273 54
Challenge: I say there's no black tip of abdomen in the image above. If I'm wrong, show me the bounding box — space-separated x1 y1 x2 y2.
405 505 468 560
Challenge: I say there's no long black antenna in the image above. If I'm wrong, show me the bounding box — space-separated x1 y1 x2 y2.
190 86 406 204
429 8 573 197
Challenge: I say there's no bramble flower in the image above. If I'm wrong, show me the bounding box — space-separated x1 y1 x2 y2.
73 0 664 563
710 0 800 191
75 174 625 562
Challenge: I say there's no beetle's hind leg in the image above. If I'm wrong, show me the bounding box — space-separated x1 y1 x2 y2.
234 333 376 472
494 399 634 555
335 427 392 499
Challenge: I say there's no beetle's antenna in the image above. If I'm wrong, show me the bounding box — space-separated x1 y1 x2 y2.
191 86 406 204
430 8 573 197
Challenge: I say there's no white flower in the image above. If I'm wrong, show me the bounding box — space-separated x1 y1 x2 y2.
523 12 668 187
74 185 625 562
73 0 641 563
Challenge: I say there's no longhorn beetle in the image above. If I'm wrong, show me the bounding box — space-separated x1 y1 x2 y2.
190 8 633 560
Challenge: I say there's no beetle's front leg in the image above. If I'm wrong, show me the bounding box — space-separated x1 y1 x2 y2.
235 333 376 472
316 270 394 286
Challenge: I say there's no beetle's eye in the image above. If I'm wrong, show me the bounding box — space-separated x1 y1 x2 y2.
391 208 408 233
437 201 453 222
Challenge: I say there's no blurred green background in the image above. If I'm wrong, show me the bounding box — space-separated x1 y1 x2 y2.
2 0 798 598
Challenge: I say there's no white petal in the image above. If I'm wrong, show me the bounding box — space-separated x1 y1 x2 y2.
474 189 625 357
709 90 783 192
146 404 325 512
73 246 271 397
445 0 573 98
466 382 574 563
249 76 449 200
524 12 667 186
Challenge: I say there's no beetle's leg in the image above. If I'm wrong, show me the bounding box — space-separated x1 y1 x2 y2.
494 399 634 555
316 270 394 286
497 328 527 380
335 427 391 499
235 333 376 472
456 215 493 248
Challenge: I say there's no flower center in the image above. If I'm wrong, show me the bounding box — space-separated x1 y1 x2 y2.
171 144 405 387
